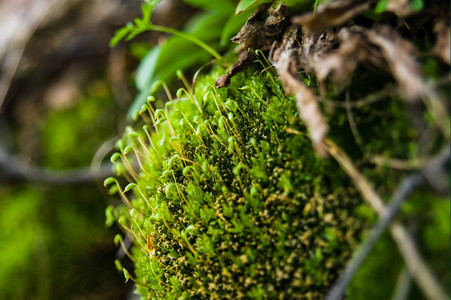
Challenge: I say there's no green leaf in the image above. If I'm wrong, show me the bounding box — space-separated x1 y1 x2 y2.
411 0 423 11
183 0 234 11
124 27 146 42
144 0 162 4
127 10 231 119
110 26 132 47
180 11 229 42
127 48 209 119
141 3 155 24
235 0 272 15
283 0 313 5
110 2 157 48
374 0 388 13
220 10 252 46
136 46 161 91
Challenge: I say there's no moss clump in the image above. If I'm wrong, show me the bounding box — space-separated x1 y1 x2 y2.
106 62 371 298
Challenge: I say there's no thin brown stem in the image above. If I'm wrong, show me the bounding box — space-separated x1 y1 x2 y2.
324 139 449 300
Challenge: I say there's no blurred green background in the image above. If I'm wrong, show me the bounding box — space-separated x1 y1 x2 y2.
0 0 143 298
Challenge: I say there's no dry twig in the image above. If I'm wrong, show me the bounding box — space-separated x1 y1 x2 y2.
272 27 329 157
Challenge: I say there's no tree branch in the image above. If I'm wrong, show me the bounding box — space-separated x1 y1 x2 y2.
0 146 114 185
324 140 449 300
390 267 413 300
325 174 422 300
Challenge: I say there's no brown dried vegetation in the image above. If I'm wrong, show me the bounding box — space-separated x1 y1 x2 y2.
217 0 449 159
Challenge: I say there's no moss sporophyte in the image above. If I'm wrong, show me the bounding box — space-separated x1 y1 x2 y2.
105 61 370 298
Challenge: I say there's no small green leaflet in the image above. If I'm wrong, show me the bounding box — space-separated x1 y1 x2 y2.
374 0 388 13
110 3 155 47
235 0 273 14
127 10 233 119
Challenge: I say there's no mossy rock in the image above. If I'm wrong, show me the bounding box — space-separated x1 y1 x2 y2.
106 62 372 299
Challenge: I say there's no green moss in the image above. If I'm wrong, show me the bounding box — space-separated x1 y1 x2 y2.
37 79 121 298
106 1 450 298
42 80 117 169
0 187 47 300
108 62 373 298
42 186 115 298
0 76 121 299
